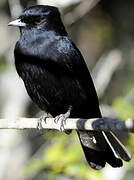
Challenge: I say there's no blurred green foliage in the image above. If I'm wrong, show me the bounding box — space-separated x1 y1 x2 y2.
112 56 134 179
0 56 6 72
25 131 103 180
113 98 134 120
92 18 116 50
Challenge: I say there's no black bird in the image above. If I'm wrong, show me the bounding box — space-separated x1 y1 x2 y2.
8 5 131 169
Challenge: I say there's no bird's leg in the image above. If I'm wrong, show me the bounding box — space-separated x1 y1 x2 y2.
37 113 50 133
54 106 72 133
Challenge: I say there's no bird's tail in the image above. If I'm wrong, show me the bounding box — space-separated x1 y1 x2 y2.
77 130 131 170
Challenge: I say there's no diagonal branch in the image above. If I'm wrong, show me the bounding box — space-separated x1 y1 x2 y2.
64 0 101 25
0 117 134 132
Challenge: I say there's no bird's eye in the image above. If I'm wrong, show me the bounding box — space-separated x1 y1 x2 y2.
35 18 43 25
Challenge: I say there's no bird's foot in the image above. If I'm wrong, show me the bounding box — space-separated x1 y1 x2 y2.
37 113 49 134
54 106 72 133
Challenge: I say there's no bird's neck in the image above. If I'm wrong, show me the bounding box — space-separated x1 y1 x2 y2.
20 28 62 42
45 23 68 36
17 29 63 58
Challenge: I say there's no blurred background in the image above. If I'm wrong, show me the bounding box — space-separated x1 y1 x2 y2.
0 0 134 179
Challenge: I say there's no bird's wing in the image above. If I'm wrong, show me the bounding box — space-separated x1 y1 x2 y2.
55 37 97 96
41 36 101 117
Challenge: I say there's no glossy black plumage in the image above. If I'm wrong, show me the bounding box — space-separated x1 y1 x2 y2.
9 5 131 169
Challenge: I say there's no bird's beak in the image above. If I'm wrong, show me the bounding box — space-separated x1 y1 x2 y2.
8 19 26 27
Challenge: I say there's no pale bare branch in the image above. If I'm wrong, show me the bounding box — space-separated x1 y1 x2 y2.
0 117 134 132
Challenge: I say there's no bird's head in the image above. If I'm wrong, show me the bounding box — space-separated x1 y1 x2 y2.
8 5 67 35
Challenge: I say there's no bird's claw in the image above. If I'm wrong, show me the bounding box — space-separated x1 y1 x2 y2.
54 114 67 132
37 117 43 134
54 114 64 124
37 114 49 133
54 106 72 132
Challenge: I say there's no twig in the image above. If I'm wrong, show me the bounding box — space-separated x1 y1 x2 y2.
64 0 101 25
92 49 122 97
0 117 134 132
8 0 22 18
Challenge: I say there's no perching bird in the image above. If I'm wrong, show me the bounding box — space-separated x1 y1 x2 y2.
8 5 131 170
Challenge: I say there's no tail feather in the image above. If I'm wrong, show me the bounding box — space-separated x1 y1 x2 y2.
77 130 130 169
104 131 131 161
102 131 120 159
79 145 106 170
